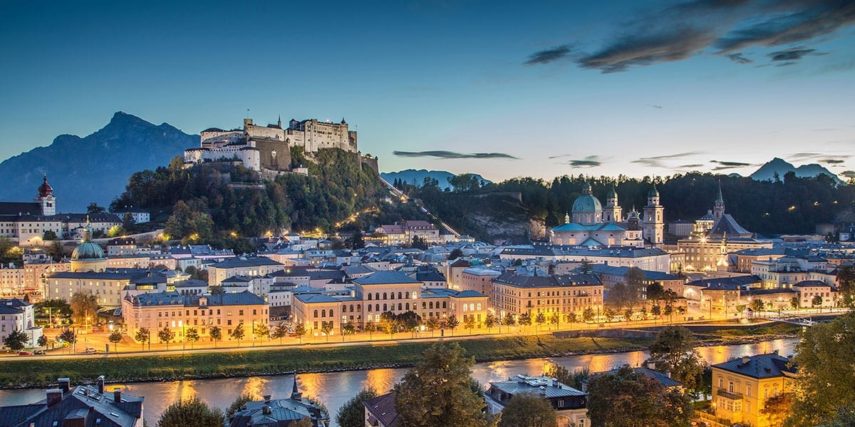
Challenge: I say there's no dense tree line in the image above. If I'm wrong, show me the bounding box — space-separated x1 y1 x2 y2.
111 149 423 245
408 171 854 236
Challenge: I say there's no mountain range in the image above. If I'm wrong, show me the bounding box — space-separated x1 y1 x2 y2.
0 112 198 211
750 157 842 184
380 169 491 190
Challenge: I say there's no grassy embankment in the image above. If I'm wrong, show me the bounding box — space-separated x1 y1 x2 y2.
0 322 802 388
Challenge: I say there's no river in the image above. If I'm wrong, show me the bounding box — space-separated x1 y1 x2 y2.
0 338 797 426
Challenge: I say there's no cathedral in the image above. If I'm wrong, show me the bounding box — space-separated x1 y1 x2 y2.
549 183 664 247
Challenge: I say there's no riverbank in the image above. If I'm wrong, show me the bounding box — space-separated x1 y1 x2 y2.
0 322 802 389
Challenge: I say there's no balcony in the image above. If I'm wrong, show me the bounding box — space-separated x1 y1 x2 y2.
716 388 743 400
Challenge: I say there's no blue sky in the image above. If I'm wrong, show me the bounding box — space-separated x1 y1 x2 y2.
1 0 853 182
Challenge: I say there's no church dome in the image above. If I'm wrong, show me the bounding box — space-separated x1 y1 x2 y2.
572 183 602 214
38 176 53 198
71 241 104 261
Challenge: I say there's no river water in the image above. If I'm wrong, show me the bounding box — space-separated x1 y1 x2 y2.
0 338 797 426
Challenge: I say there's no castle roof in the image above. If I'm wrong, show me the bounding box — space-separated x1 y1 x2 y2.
710 214 752 238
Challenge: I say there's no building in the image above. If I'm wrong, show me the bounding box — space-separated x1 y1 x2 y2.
501 246 671 273
792 280 837 308
0 177 121 245
46 271 135 307
185 116 358 172
711 352 797 427
111 210 150 224
208 257 286 286
122 291 268 342
590 264 685 296
364 392 399 427
486 375 588 427
458 267 502 295
375 221 441 245
0 298 42 348
0 376 144 427
491 271 603 320
549 183 654 248
229 376 329 427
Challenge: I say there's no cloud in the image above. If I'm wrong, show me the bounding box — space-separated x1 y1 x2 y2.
567 155 602 168
548 153 574 159
715 1 855 52
678 163 706 168
526 0 855 72
393 150 518 159
711 160 754 170
790 152 851 161
524 45 572 65
651 104 664 109
633 151 705 168
841 170 855 179
768 47 816 62
727 52 752 63
820 159 845 164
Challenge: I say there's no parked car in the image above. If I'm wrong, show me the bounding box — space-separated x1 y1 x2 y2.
83 347 97 354
33 349 46 355
17 351 33 356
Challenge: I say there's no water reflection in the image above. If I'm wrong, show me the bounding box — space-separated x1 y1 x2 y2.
0 339 798 427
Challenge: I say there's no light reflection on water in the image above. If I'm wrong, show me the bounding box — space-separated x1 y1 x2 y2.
0 339 797 426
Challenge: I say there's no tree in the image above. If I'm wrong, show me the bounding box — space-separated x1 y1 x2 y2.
448 248 464 260
134 327 150 350
582 307 594 322
342 321 356 339
37 334 48 348
158 327 175 349
761 392 794 427
518 313 532 329
788 312 855 426
587 366 693 427
364 321 376 339
350 230 365 250
651 304 662 318
42 230 58 241
534 312 546 332
648 327 703 394
294 322 306 343
411 235 428 250
271 323 288 344
185 328 200 348
425 317 440 336
812 294 824 310
320 321 334 342
549 312 560 330
253 323 269 344
394 343 491 427
750 298 765 313
3 330 28 351
226 393 253 420
463 316 476 334
157 397 224 427
646 282 665 301
336 388 377 427
86 202 106 214
108 329 122 353
503 312 516 330
231 322 245 344
545 365 589 390
69 293 98 327
122 212 136 229
445 315 459 336
209 326 222 346
836 265 855 308
484 313 497 332
790 296 800 310
498 393 557 427
58 328 76 347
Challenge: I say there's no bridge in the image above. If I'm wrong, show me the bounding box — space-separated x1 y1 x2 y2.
767 316 816 327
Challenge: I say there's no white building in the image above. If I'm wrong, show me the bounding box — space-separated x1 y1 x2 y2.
0 298 42 348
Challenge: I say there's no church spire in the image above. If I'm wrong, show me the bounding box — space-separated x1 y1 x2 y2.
713 180 725 221
716 180 723 203
291 375 302 400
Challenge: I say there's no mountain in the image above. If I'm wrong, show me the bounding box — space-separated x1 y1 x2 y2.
381 169 491 190
0 112 198 211
750 157 842 184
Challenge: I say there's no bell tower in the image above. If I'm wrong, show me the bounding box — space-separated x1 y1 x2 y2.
642 184 664 245
713 180 725 221
36 175 56 216
603 186 622 222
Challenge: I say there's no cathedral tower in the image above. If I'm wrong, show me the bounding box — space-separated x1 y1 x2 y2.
603 186 622 222
36 175 56 216
642 184 664 245
713 180 725 221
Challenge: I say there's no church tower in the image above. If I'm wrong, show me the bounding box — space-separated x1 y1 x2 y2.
36 175 56 216
642 184 664 245
603 186 622 223
713 180 725 221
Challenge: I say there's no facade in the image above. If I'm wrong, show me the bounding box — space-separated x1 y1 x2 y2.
0 177 120 245
491 271 603 320
711 352 797 427
0 377 144 427
208 257 285 286
122 291 268 342
46 271 134 307
458 267 502 295
500 246 672 273
375 221 441 245
792 280 837 308
487 375 588 427
0 298 42 348
550 183 653 248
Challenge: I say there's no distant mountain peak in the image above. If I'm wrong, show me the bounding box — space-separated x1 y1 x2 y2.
750 157 841 184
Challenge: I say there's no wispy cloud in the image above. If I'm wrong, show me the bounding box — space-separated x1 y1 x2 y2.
633 151 705 168
393 150 518 159
820 158 846 164
841 170 855 179
524 45 572 65
711 160 755 170
567 155 602 168
526 0 855 73
678 163 705 169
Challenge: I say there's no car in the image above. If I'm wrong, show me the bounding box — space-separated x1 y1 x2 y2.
33 349 46 355
83 347 97 354
17 351 33 356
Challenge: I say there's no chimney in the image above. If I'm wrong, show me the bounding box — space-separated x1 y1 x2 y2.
114 388 122 403
96 376 105 394
58 378 71 393
773 349 779 355
741 356 751 364
263 394 271 404
46 388 63 407
262 405 272 415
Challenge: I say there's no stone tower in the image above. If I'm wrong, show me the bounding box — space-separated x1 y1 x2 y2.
643 184 664 245
713 180 725 221
36 175 56 216
603 186 622 223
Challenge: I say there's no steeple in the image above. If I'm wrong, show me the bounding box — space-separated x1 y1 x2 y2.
564 212 570 224
713 180 725 221
291 375 302 400
277 115 282 128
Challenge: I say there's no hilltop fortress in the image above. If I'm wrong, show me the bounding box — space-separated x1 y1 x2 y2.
184 116 365 173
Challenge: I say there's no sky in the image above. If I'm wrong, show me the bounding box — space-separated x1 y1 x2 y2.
1 0 854 182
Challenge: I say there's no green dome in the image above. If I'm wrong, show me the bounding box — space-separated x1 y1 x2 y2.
572 194 602 213
72 241 104 261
